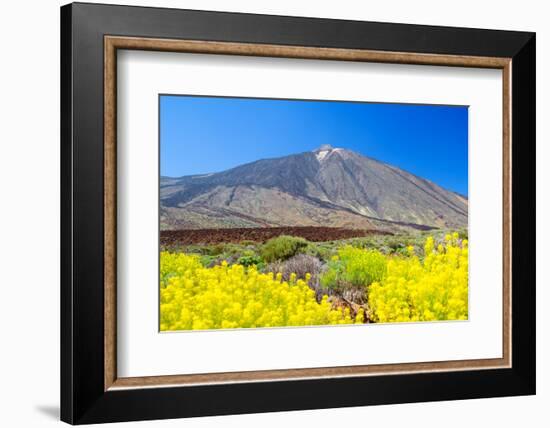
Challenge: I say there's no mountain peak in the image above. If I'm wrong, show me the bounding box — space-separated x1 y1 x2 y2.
314 144 335 152
313 144 344 161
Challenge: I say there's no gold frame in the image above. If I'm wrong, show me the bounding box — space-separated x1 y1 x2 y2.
104 36 512 391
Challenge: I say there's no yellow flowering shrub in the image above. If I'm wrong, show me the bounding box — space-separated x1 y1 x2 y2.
368 233 468 323
160 232 468 329
320 245 387 290
160 252 358 331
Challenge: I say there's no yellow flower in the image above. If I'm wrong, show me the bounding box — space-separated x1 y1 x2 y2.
368 233 468 323
160 252 353 331
160 231 468 330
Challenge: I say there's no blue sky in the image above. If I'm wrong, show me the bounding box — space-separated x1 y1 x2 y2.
160 95 468 195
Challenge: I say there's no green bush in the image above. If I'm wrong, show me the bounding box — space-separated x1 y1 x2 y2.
305 243 334 262
319 261 342 291
260 235 308 263
457 229 468 240
208 243 226 256
239 240 256 247
237 250 264 267
199 254 217 267
320 245 387 290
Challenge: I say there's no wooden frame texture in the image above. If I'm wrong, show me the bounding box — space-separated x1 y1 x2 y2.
104 36 512 390
62 2 535 424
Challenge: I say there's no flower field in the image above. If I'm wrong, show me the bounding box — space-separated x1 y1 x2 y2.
368 234 468 322
160 231 468 331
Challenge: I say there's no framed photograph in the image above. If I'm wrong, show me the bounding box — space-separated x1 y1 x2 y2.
60 2 535 424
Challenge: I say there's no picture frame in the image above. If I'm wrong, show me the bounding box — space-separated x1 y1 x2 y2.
60 2 535 424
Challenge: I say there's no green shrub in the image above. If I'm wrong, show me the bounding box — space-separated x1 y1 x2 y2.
260 235 308 263
395 246 411 257
208 243 226 256
320 246 387 290
305 243 334 262
199 254 217 267
457 229 468 240
319 261 342 291
237 250 264 267
240 240 256 247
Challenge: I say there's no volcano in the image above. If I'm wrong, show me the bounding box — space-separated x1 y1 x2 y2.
160 145 467 231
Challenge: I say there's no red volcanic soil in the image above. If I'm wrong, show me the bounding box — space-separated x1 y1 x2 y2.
160 227 391 246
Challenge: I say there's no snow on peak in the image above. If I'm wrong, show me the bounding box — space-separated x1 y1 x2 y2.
316 150 330 161
314 144 343 161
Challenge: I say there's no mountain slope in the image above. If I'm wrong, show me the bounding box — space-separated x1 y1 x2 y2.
160 145 467 231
